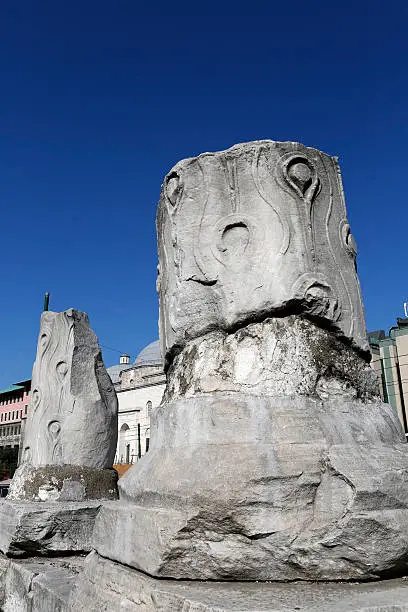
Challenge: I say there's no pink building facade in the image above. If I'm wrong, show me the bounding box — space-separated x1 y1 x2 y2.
0 380 31 451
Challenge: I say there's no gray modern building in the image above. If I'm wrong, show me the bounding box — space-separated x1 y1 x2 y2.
369 318 408 437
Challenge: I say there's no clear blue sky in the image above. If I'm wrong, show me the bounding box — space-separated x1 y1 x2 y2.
1 2 407 387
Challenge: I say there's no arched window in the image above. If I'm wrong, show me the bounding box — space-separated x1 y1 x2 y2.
119 423 131 463
146 401 152 418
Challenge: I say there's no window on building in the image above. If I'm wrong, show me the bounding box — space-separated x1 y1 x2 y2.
20 410 22 419
24 405 28 415
146 401 152 417
146 438 150 452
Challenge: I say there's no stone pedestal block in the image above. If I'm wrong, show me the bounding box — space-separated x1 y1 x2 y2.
0 500 103 557
94 390 408 580
70 551 408 611
7 464 118 503
1 555 82 612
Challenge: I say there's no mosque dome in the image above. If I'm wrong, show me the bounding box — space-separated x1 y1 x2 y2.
134 340 162 367
107 340 163 386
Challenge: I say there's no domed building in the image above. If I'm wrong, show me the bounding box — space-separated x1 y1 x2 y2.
107 341 165 466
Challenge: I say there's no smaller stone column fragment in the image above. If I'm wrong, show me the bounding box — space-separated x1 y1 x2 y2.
9 309 118 501
0 309 118 558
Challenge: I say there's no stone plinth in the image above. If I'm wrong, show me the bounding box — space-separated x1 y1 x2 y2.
0 500 103 557
2 553 408 611
69 552 408 612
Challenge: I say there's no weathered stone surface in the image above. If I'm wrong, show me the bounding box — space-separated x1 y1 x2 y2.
0 500 102 556
8 308 118 501
2 556 82 612
71 551 408 611
157 140 368 362
8 464 117 503
164 316 378 401
0 554 9 604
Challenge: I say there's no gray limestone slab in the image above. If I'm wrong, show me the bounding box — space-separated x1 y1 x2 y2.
1 555 82 612
0 499 102 557
70 551 408 611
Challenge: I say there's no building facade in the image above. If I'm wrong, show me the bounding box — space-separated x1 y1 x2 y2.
107 341 165 465
0 380 30 450
369 318 408 437
0 379 31 478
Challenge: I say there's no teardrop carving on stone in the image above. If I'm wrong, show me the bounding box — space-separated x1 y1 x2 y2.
291 272 341 322
211 213 263 265
48 420 61 439
339 219 357 259
39 332 50 355
31 388 41 412
56 361 69 384
277 153 320 205
166 172 183 208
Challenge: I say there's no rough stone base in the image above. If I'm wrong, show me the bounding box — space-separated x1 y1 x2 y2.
69 551 408 611
1 552 408 611
94 394 408 581
0 500 103 557
8 464 118 502
0 555 82 612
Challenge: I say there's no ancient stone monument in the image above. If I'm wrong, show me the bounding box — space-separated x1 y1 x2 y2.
3 141 408 611
0 308 118 557
80 140 408 589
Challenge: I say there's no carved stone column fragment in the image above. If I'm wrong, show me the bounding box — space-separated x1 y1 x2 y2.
92 141 408 581
0 309 118 557
157 140 368 363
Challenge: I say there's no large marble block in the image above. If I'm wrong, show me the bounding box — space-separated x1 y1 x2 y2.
157 140 368 363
